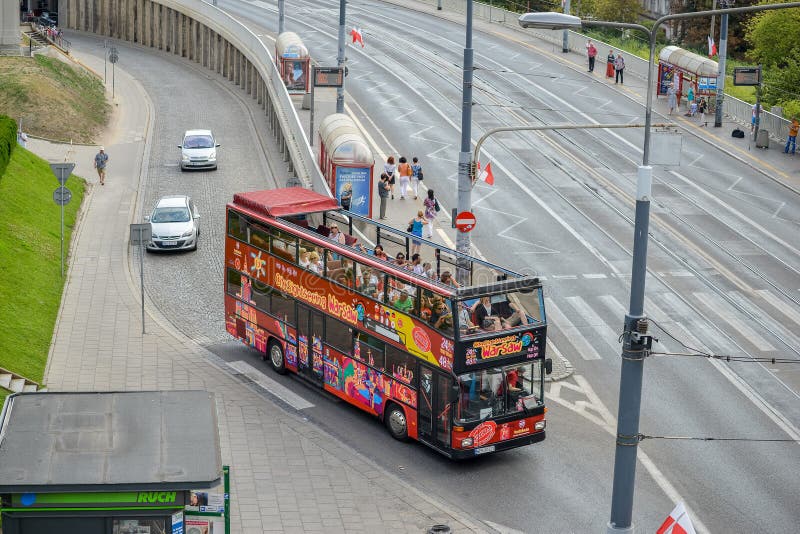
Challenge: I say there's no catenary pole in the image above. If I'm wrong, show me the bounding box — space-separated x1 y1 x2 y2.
336 0 346 114
278 0 284 33
562 0 571 53
455 0 474 284
713 6 729 127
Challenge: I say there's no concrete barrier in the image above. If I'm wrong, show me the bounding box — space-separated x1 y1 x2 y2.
59 0 330 194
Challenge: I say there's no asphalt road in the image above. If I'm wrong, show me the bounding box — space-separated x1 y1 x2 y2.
99 2 800 532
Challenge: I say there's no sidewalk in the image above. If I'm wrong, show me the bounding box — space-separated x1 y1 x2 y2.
35 35 491 534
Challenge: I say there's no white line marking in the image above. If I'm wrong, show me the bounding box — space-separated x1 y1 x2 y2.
755 289 800 326
565 296 621 353
694 292 775 352
582 273 607 279
545 298 602 360
228 360 314 410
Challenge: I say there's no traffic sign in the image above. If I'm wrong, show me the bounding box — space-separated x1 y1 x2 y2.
49 162 75 185
129 223 152 245
455 211 476 233
109 47 119 64
53 186 72 206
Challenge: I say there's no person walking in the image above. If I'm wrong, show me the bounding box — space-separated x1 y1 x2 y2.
410 156 422 200
750 103 758 134
383 156 397 199
685 85 695 114
93 146 108 185
605 50 615 79
408 210 427 256
377 172 390 219
423 189 438 239
614 53 625 84
397 156 413 200
785 117 799 154
586 40 597 73
667 82 677 115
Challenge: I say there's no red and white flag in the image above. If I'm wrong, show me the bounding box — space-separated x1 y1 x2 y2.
477 161 495 185
707 35 717 58
657 502 697 534
350 27 365 48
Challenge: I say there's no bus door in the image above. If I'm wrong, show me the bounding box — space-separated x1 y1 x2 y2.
418 365 453 449
296 304 324 386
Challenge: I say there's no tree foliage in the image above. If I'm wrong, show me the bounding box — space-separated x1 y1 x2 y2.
667 0 759 59
592 0 641 23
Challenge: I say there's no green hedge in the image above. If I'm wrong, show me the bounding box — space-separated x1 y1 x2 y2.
0 115 17 178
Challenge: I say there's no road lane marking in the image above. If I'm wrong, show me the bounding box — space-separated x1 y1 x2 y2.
694 292 776 352
228 360 314 410
565 296 621 354
545 298 602 360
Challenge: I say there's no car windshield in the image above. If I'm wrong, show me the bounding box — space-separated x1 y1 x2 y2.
183 135 214 149
454 362 543 423
152 206 190 223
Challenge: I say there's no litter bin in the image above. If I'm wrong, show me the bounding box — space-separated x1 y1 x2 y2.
756 129 770 148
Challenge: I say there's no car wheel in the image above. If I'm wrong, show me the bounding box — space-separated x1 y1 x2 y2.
268 340 287 375
385 403 408 441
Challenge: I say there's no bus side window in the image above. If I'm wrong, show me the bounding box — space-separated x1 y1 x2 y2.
250 277 272 311
325 317 352 354
271 228 298 263
226 268 242 296
385 345 416 386
271 289 296 326
227 210 248 241
249 224 270 250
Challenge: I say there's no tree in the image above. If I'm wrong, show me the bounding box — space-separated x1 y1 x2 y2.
746 7 800 115
593 0 641 23
668 0 760 59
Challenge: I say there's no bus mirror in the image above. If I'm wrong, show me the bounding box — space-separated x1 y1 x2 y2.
544 358 553 375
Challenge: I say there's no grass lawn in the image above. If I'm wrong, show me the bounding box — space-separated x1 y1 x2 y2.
0 146 86 392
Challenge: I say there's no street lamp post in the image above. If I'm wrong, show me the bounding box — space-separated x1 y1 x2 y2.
519 3 800 533
455 0 474 281
336 0 346 114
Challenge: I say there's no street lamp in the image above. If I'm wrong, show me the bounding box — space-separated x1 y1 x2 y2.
519 4 800 533
455 0 475 281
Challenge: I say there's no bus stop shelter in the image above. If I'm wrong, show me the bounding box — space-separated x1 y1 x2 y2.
0 390 224 534
276 32 310 94
657 45 719 101
318 113 374 218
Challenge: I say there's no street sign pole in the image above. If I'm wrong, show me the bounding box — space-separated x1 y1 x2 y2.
50 163 75 278
130 223 151 334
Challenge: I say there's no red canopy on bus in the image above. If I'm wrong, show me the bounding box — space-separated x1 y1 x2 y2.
233 187 341 218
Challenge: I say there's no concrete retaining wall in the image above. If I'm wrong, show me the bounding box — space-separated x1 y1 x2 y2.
59 0 330 193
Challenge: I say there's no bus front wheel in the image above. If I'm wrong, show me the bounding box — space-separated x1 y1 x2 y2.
385 403 408 441
268 340 287 375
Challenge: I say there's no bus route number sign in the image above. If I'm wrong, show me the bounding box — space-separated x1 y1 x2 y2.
733 67 761 86
314 67 344 88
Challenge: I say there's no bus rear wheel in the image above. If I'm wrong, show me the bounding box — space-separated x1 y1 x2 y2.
268 340 287 375
385 403 408 441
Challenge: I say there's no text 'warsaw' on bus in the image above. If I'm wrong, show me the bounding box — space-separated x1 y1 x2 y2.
224 187 552 459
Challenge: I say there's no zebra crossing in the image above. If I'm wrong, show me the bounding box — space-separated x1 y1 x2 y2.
546 289 800 361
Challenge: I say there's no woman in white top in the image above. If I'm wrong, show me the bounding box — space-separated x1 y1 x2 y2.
383 156 397 199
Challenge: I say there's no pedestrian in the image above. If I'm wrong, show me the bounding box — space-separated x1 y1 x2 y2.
407 210 427 256
685 85 695 114
614 53 625 84
17 129 28 148
698 98 707 127
586 40 597 73
410 156 422 200
785 117 798 155
377 172 390 219
605 50 615 78
751 103 758 134
94 146 108 185
423 189 438 239
383 156 397 199
667 82 677 115
397 156 413 200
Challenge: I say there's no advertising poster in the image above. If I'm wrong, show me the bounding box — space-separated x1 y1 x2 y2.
336 166 372 217
172 511 184 534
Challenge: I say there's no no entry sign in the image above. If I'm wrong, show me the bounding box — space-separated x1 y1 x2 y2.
455 211 476 233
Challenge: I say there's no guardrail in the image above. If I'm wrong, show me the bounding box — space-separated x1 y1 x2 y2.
396 0 791 142
31 22 72 53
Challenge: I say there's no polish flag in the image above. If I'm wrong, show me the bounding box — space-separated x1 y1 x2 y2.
350 27 365 48
477 161 495 185
707 35 717 58
657 502 697 534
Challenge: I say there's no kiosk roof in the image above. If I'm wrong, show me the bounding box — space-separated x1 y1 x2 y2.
0 391 222 492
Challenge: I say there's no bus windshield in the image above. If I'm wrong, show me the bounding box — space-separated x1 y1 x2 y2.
456 289 543 339
455 361 544 423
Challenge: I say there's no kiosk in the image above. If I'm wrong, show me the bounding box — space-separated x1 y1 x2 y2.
318 113 375 218
0 391 225 534
276 32 310 94
657 45 719 102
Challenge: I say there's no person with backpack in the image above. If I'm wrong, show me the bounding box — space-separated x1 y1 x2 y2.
397 156 413 200
423 189 439 239
410 156 423 200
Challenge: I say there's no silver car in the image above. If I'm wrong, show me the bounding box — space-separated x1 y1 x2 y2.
179 129 219 170
145 195 200 252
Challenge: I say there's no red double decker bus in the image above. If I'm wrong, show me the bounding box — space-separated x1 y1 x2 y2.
224 188 552 458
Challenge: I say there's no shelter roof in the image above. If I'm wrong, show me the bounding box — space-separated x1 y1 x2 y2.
658 46 719 77
0 391 222 493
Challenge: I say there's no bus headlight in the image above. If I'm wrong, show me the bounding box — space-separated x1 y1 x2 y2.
534 421 546 431
460 438 474 448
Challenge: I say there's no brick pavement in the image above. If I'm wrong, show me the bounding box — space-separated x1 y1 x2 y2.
37 33 493 534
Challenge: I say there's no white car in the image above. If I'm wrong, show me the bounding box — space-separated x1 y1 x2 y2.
145 195 200 252
179 129 219 171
